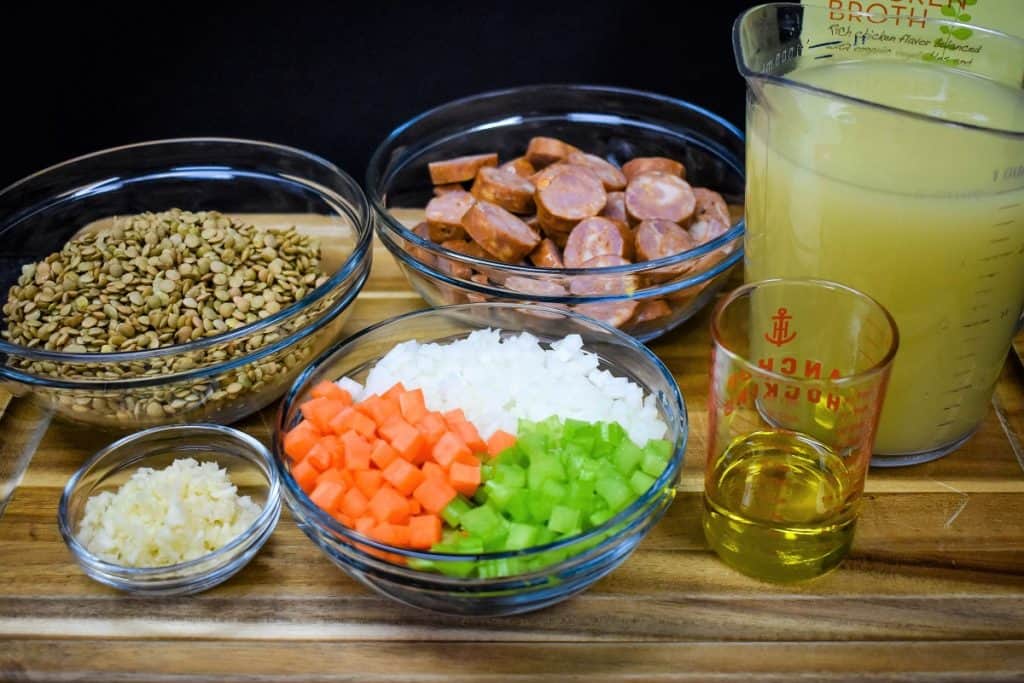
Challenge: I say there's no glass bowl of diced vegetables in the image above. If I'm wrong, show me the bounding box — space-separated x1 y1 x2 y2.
274 302 686 616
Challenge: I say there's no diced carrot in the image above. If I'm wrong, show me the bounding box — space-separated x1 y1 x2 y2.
417 412 447 447
328 407 377 440
340 487 369 518
301 397 348 434
449 461 481 497
412 477 457 514
310 480 347 512
341 431 372 470
421 461 446 482
381 418 426 463
382 458 426 496
486 429 518 457
382 382 407 404
354 469 383 498
331 511 353 527
450 419 487 454
408 514 442 549
408 499 422 515
370 440 400 470
443 408 467 428
311 380 352 405
355 516 375 536
283 420 320 461
316 435 346 469
398 388 427 424
316 468 349 488
368 485 411 524
357 394 399 427
291 459 319 493
432 431 471 470
370 522 411 548
303 441 333 472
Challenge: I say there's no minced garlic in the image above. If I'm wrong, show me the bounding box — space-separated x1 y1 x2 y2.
77 458 261 567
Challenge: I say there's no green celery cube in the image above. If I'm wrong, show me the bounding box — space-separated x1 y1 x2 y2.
528 495 555 524
505 522 539 550
477 558 524 578
528 457 567 489
483 480 515 508
640 452 670 478
460 505 503 537
505 490 532 523
595 475 632 511
436 560 475 578
599 422 627 447
589 507 614 527
494 463 527 489
548 505 582 534
567 480 596 511
453 536 485 554
441 496 472 527
644 439 673 460
493 444 526 466
538 415 564 440
614 439 645 475
407 558 436 572
483 531 510 552
629 470 657 495
540 479 568 503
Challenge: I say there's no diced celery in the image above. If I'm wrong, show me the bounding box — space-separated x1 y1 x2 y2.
452 536 485 554
460 505 503 537
599 422 627 448
473 486 489 505
528 494 555 524
494 463 527 489
614 438 645 475
528 457 566 489
643 439 673 460
548 505 582 534
566 479 595 511
505 522 539 550
441 496 473 527
493 444 526 466
589 507 614 527
537 415 564 440
483 480 516 509
595 475 632 511
640 452 670 478
534 527 557 546
407 558 436 571
540 478 567 503
436 560 476 578
505 490 532 523
483 531 510 552
629 470 657 496
476 557 524 578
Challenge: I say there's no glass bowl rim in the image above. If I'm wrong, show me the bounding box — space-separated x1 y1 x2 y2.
0 136 374 362
274 301 687 565
365 83 745 277
58 422 282 578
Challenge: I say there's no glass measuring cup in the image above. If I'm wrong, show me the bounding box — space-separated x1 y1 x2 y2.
734 4 1024 466
705 278 898 581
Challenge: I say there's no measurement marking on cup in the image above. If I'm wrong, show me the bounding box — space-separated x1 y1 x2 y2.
936 420 957 427
981 251 1014 261
990 236 1011 244
807 40 843 49
975 289 993 296
980 272 998 279
998 203 1020 211
993 219 1016 227
962 319 991 329
947 384 974 394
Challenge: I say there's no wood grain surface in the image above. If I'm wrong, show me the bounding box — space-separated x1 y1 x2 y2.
1 236 1023 681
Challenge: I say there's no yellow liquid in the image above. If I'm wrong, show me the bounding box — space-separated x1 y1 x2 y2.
746 60 1024 455
702 430 858 582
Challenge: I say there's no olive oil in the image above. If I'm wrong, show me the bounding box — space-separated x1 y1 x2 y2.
702 430 860 582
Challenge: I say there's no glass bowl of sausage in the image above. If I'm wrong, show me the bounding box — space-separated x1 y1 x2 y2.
274 303 686 615
366 85 744 342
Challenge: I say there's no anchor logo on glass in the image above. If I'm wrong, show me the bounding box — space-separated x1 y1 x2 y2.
764 307 797 347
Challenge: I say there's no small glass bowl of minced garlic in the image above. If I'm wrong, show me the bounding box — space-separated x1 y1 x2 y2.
58 424 280 595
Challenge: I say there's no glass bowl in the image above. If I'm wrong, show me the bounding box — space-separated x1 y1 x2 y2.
58 423 281 595
274 303 686 616
366 85 744 342
0 138 373 430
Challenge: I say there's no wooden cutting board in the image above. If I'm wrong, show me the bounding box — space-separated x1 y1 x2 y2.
1 235 1023 681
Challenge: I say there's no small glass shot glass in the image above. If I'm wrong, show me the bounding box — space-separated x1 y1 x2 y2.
58 424 281 595
703 279 898 582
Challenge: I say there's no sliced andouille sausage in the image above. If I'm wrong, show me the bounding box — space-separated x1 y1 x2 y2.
625 172 696 224
567 151 627 192
499 156 536 178
600 191 628 224
629 298 673 325
529 162 570 191
428 153 498 185
466 273 492 304
529 238 565 269
409 222 437 266
563 217 634 267
436 240 476 280
569 255 639 328
621 156 686 182
689 217 731 247
471 167 536 214
443 237 489 260
425 190 475 239
536 165 607 236
525 137 578 168
461 200 541 263
433 183 466 196
505 275 568 297
634 219 695 262
691 188 731 228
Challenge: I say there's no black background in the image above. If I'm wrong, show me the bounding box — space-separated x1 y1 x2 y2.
0 1 755 188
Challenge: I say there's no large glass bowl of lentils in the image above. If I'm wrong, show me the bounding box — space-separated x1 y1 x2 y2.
0 138 372 430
